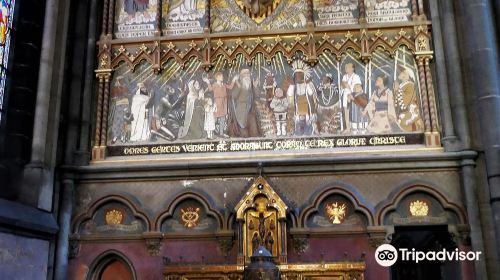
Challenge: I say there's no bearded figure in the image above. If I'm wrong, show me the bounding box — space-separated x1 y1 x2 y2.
229 69 261 138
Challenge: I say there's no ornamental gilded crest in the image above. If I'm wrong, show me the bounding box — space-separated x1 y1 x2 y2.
180 207 201 228
235 0 281 24
105 209 124 225
409 200 429 216
325 202 347 224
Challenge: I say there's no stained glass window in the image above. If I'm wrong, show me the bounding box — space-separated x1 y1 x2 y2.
0 0 15 122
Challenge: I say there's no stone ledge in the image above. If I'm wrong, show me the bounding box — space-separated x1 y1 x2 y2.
0 199 59 234
60 150 477 181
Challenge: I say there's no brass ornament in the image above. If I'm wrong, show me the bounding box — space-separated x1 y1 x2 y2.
417 36 428 52
325 202 347 224
409 200 429 217
180 207 201 228
105 209 124 225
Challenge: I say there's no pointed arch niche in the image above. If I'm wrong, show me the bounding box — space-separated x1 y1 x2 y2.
87 250 136 280
234 176 288 264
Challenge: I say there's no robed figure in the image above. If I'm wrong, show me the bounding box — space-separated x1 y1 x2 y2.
178 80 206 140
130 83 153 142
229 68 260 138
364 75 399 134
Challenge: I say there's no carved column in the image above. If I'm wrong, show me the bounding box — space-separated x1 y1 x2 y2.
418 0 425 16
415 25 439 147
304 0 314 29
202 0 212 71
424 58 440 145
93 57 112 160
155 0 162 36
416 57 431 133
107 0 115 37
100 74 112 147
305 0 316 65
411 0 418 19
101 0 109 37
92 77 104 159
237 220 245 264
205 0 211 30
358 0 366 23
360 29 370 63
279 219 287 263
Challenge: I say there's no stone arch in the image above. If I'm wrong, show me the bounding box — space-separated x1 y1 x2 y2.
377 184 467 226
86 249 136 280
300 185 374 228
71 195 151 234
154 191 224 231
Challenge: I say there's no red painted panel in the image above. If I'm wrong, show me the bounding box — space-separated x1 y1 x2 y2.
101 260 133 280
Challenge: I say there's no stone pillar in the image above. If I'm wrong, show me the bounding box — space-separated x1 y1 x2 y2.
461 159 488 279
428 0 460 151
460 0 500 261
28 0 59 166
439 0 471 150
75 0 99 165
54 179 74 280
22 0 70 210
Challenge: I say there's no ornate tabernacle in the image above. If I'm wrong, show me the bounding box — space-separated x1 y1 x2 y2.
235 176 288 264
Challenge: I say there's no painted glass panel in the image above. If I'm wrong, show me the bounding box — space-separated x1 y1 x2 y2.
0 0 15 121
